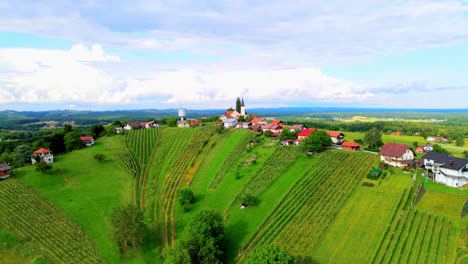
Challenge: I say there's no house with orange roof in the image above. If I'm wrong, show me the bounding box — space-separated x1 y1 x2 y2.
250 117 267 125
342 141 360 151
270 120 285 128
327 131 345 144
31 148 54 164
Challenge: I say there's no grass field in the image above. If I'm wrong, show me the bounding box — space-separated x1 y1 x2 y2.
417 189 467 220
14 136 144 263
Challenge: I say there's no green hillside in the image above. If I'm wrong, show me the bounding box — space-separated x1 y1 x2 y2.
3 126 468 263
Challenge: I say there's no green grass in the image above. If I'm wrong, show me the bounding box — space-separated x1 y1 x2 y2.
417 189 467 220
14 136 144 263
312 172 412 263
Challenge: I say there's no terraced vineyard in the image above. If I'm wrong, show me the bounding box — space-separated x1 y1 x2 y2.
117 128 161 209
159 128 214 246
372 209 458 264
0 180 100 263
208 131 252 189
236 150 377 262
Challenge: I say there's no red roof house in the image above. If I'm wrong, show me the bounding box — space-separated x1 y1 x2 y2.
0 163 11 179
378 142 415 168
297 128 318 140
32 148 54 164
271 120 285 128
342 141 360 151
80 136 95 147
251 117 267 125
189 119 202 128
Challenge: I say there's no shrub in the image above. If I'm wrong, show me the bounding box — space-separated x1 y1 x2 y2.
93 153 106 162
240 193 258 207
179 187 195 212
367 168 382 180
362 182 375 187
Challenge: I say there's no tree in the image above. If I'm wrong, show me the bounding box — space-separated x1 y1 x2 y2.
432 144 449 154
178 187 195 212
63 124 73 133
110 204 146 250
64 128 82 151
240 193 257 207
93 153 106 162
279 129 297 141
456 134 465 147
264 130 274 137
236 97 241 113
11 144 32 167
164 243 191 264
165 117 178 127
249 245 295 264
363 127 383 150
463 150 468 159
90 124 106 138
301 130 332 153
183 210 225 263
35 160 52 173
412 141 419 148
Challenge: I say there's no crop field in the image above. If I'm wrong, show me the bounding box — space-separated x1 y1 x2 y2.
236 150 377 262
0 180 100 263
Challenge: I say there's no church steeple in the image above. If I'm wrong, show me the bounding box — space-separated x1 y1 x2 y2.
240 97 246 117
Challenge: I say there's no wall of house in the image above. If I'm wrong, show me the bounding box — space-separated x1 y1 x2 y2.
435 168 468 187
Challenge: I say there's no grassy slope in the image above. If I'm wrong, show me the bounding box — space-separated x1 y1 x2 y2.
14 136 141 263
417 190 467 220
312 172 412 263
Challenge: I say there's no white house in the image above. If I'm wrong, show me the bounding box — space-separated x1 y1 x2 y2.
80 136 95 147
378 142 415 168
31 148 54 164
223 118 238 128
426 136 448 142
422 152 468 188
327 131 345 145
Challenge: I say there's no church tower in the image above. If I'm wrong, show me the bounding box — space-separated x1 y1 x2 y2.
240 98 246 117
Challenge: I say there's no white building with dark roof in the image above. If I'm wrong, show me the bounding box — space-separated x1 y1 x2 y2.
422 152 468 188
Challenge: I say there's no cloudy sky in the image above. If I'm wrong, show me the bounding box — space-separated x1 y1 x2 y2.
1 0 468 110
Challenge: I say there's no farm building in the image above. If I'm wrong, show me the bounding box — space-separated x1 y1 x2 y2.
262 124 283 135
80 136 94 147
426 136 448 142
270 120 285 128
189 119 203 128
422 152 468 188
0 163 11 179
342 141 360 151
31 148 54 164
416 144 433 153
327 131 345 144
290 124 307 132
250 117 267 125
378 142 415 168
124 122 142 130
297 128 318 141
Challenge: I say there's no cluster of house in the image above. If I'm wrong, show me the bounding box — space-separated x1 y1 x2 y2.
378 142 468 188
122 120 159 131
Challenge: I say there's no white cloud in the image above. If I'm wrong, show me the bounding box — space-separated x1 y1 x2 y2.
0 45 375 108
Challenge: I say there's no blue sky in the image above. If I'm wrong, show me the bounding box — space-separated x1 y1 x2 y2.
1 0 468 110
